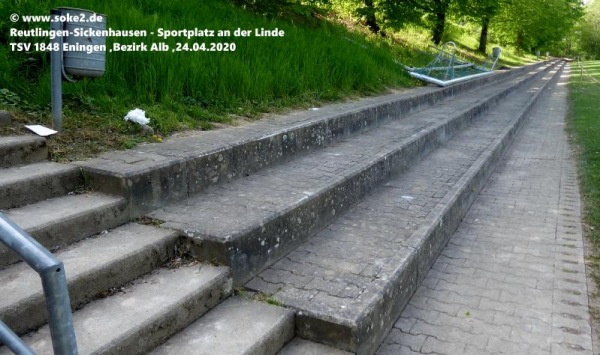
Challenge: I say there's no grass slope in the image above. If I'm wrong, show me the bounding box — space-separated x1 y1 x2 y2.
0 0 535 161
568 61 600 279
1 0 415 159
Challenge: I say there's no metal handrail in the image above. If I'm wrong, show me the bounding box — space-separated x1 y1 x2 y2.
0 212 78 354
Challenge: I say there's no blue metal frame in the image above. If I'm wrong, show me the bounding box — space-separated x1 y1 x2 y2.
0 213 78 354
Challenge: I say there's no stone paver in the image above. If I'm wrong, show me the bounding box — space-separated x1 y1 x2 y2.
378 66 593 354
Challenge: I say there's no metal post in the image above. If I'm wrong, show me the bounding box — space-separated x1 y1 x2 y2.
41 265 78 355
50 9 63 132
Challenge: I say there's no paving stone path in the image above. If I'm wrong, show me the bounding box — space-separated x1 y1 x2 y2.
377 67 594 354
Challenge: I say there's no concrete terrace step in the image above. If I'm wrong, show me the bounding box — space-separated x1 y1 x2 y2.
0 223 179 335
245 63 565 354
0 111 11 127
0 161 84 209
147 61 558 286
3 264 232 355
0 135 47 168
150 296 294 355
278 338 353 355
75 62 549 216
0 192 128 268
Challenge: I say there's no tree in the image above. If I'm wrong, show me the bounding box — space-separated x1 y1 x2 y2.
329 0 454 44
358 0 380 33
404 0 454 45
494 0 583 52
456 0 504 53
429 0 453 45
578 0 600 58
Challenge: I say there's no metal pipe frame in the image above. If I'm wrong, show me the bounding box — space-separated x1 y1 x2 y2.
0 213 78 355
0 321 35 355
408 70 496 87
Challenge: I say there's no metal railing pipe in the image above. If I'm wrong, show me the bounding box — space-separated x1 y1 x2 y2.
0 213 78 355
0 321 35 355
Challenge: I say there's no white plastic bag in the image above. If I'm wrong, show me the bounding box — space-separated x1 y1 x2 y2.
124 108 150 125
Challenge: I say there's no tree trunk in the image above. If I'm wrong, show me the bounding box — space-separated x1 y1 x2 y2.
478 16 490 54
516 29 524 50
364 0 380 34
431 0 448 45
432 10 445 45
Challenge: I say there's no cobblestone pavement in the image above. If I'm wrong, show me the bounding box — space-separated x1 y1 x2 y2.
377 67 594 354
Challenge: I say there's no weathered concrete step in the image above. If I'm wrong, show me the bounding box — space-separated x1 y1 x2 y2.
0 135 47 168
0 110 12 127
0 223 178 335
150 296 293 355
148 61 559 286
245 63 565 354
278 338 353 355
76 62 550 216
2 264 232 355
0 162 84 209
0 193 128 268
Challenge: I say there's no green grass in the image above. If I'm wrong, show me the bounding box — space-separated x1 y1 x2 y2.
0 0 536 161
0 0 417 160
568 60 600 273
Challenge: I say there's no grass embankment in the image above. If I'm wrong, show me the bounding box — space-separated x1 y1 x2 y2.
568 61 600 277
0 0 535 161
1 0 418 160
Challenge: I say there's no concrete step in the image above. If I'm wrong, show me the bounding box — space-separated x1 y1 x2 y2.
147 61 559 286
278 338 353 355
75 62 549 216
245 63 565 354
0 162 84 209
0 222 179 335
3 264 232 355
0 135 47 168
0 111 12 126
0 192 128 268
150 296 294 355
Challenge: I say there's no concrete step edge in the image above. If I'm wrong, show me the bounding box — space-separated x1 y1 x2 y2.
0 135 47 168
0 162 84 209
0 193 129 268
0 222 179 335
6 264 232 355
278 338 353 355
150 296 293 355
76 61 553 216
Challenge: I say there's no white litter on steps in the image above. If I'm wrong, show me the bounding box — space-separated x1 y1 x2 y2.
124 108 150 125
